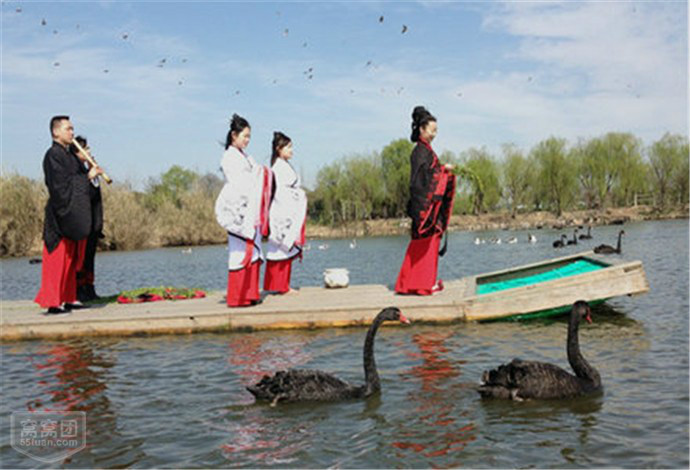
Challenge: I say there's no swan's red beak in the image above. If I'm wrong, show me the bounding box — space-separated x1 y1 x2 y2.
585 311 593 324
398 313 411 324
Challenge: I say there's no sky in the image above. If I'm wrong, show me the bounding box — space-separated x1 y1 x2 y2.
1 1 688 189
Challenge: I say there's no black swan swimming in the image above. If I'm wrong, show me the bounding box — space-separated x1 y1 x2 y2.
478 301 601 400
566 229 579 245
594 230 625 254
246 307 410 405
579 226 593 240
552 234 568 248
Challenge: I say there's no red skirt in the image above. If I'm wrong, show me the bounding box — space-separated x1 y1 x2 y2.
34 239 80 308
227 260 261 307
394 233 441 295
263 259 293 294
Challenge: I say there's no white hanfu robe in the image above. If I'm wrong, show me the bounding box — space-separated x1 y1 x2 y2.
215 146 271 270
266 158 307 261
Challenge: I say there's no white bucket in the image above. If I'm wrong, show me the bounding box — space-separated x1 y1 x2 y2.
323 268 349 288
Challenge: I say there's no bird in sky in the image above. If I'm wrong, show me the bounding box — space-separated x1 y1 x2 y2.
402 25 408 34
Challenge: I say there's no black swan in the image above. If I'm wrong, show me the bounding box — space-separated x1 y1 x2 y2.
246 307 410 405
579 226 593 240
594 230 625 254
552 234 568 248
567 229 579 245
478 300 601 400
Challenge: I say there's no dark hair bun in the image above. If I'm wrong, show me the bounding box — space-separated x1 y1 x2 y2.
224 113 251 149
412 106 429 125
410 105 436 142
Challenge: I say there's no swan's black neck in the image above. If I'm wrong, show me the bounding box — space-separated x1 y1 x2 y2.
566 312 600 386
363 315 384 395
616 231 623 252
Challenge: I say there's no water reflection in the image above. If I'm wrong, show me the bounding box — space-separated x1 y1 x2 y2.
26 340 145 467
393 331 476 466
219 334 316 466
227 334 313 389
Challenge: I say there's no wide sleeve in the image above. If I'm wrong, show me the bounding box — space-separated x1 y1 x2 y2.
43 147 92 240
215 149 266 239
268 159 307 251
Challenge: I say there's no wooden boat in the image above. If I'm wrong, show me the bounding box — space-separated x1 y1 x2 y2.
0 250 649 341
460 250 649 322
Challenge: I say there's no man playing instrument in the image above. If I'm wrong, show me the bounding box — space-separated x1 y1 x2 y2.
34 116 103 314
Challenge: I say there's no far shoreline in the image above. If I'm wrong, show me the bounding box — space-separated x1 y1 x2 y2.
6 205 687 260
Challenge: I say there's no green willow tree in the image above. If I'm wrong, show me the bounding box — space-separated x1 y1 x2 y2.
531 137 576 216
649 133 688 209
501 144 533 215
458 147 501 214
380 138 413 218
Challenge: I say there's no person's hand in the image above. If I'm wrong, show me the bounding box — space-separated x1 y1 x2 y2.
88 166 104 180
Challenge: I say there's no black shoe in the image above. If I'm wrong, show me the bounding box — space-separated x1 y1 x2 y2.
77 285 90 303
45 307 70 315
64 301 89 310
87 285 101 301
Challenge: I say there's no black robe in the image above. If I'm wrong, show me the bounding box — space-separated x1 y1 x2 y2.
406 140 456 239
42 142 92 252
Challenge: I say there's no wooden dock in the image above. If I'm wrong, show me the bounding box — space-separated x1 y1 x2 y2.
0 251 649 341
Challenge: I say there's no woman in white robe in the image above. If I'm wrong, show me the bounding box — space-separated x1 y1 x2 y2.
215 114 272 307
264 132 307 294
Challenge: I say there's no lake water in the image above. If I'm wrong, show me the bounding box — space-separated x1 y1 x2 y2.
1 220 688 468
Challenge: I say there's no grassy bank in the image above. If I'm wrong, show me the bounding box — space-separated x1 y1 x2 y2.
307 205 689 239
2 167 687 258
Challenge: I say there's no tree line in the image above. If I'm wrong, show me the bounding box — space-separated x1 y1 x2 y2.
307 132 689 223
0 131 687 257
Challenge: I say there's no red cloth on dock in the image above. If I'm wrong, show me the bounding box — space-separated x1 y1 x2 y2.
263 259 293 294
394 232 441 296
34 239 79 308
227 260 261 307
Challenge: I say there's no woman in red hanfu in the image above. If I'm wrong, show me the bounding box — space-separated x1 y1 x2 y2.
264 131 307 294
395 106 456 295
215 114 272 307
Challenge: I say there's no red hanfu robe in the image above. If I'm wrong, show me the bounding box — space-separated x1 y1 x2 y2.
395 138 456 295
215 146 272 306
264 158 307 293
34 142 92 308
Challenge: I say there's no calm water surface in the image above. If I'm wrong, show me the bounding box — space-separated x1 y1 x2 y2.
1 220 688 468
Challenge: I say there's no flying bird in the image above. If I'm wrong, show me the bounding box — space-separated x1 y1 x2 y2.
283 28 289 37
379 15 384 23
122 33 129 40
53 62 60 67
401 25 408 34
103 69 109 73
41 18 47 26
15 7 22 13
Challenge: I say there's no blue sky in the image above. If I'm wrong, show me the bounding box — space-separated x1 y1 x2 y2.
2 1 687 189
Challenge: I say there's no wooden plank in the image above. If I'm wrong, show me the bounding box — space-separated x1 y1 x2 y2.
0 252 649 341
